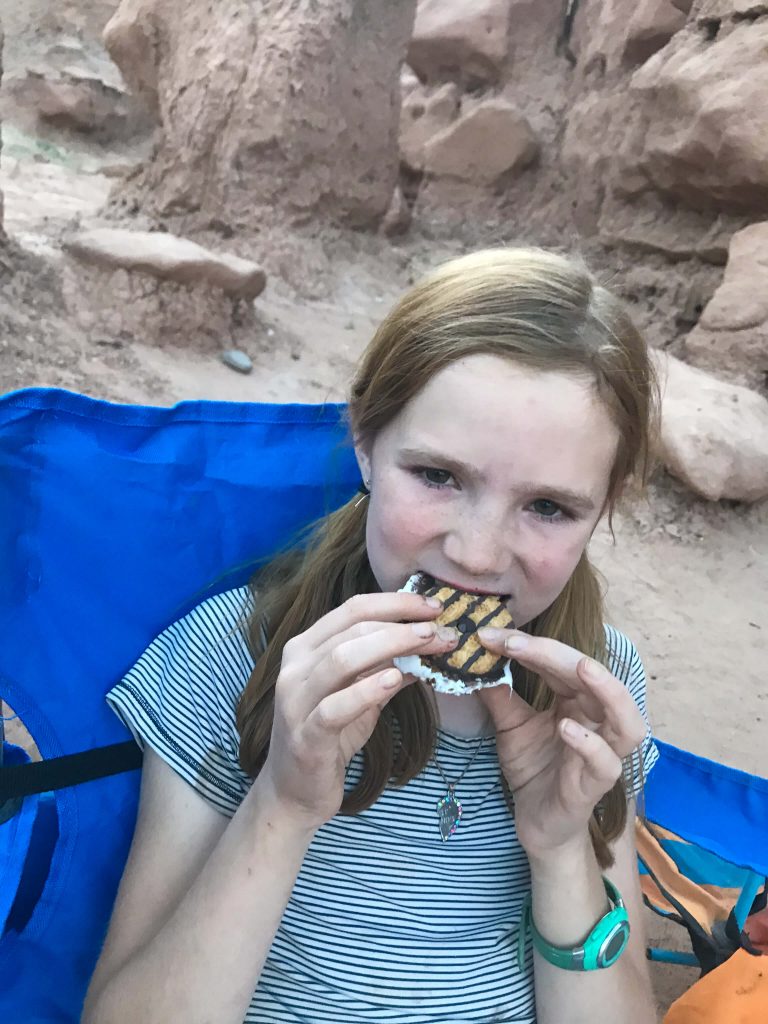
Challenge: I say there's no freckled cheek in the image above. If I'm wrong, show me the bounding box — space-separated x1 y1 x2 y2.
523 532 589 591
373 501 437 556
365 478 445 585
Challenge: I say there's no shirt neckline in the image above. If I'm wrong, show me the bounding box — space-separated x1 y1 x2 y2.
437 727 496 751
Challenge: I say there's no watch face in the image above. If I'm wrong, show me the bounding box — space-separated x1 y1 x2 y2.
599 922 630 967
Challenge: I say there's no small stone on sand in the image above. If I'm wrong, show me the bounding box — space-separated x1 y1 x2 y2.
221 349 253 374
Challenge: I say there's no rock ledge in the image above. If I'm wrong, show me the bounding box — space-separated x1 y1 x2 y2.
64 228 266 300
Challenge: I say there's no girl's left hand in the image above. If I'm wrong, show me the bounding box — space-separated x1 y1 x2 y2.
476 629 647 861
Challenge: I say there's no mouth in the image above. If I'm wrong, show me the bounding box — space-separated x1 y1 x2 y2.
419 571 511 602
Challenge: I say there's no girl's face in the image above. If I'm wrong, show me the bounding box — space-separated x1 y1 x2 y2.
357 355 620 628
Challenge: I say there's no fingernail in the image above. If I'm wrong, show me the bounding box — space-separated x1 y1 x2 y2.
412 621 436 638
478 627 505 643
425 596 442 609
504 633 528 653
561 718 578 738
437 625 458 643
582 658 604 682
380 669 401 689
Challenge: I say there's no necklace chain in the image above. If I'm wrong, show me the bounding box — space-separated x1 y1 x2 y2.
432 736 488 841
432 735 486 790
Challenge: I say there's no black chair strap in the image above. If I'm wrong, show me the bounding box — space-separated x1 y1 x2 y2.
0 741 143 801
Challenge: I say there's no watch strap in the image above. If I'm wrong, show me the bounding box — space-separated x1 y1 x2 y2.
517 877 630 972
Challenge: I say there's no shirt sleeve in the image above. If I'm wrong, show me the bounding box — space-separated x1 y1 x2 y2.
106 586 256 816
604 625 659 800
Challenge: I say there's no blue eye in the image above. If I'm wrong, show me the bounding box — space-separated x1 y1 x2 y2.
532 499 566 520
414 466 455 489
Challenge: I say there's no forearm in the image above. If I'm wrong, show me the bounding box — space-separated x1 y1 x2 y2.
528 836 656 1024
83 777 315 1024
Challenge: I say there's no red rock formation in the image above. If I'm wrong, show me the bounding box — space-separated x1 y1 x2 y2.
684 223 768 389
653 350 768 501
421 99 538 184
104 0 417 231
42 0 768 401
625 19 768 211
408 0 511 85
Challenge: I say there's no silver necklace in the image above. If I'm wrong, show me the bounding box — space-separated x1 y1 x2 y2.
433 737 487 841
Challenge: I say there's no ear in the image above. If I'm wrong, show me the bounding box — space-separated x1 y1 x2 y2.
353 437 372 488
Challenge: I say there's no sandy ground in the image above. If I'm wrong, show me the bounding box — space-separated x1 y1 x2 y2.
2 137 766 1017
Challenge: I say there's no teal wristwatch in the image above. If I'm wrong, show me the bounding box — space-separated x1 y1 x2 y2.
517 878 630 972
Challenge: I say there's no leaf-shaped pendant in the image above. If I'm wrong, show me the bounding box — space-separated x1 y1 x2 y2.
437 785 462 841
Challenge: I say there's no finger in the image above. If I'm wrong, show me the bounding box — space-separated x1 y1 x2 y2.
287 618 397 682
312 616 416 660
296 591 443 653
305 667 410 737
476 681 536 731
559 718 624 803
477 629 604 720
576 659 647 759
295 620 458 719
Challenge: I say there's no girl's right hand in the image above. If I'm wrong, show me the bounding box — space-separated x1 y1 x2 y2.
258 591 457 832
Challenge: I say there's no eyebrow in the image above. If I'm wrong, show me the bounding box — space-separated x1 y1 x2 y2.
398 446 598 513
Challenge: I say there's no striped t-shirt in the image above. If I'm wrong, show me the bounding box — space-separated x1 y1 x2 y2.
107 586 658 1024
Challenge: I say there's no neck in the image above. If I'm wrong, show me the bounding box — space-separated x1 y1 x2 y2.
432 689 494 738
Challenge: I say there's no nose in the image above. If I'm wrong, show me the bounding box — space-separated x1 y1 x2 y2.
442 507 512 585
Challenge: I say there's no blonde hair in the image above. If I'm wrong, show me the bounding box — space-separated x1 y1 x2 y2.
237 248 659 867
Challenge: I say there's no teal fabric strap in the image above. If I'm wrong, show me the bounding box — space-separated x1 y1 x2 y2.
517 877 630 972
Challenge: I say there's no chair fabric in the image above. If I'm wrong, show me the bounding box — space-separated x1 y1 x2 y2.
0 744 39 934
0 388 358 1022
640 740 768 975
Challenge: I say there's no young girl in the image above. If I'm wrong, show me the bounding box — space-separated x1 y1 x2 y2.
83 248 660 1024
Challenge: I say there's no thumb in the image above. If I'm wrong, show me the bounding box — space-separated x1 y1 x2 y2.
477 683 533 731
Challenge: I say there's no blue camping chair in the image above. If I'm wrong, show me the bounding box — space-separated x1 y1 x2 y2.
1 388 766 1022
639 742 768 974
0 387 359 1022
